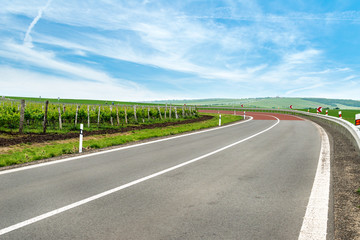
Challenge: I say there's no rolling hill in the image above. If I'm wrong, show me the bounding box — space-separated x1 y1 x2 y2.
151 97 360 109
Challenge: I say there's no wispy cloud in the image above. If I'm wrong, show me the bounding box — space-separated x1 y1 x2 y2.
23 0 52 48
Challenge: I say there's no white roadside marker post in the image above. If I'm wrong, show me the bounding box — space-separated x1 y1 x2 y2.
244 111 246 119
355 114 360 128
339 111 342 119
219 115 221 126
79 123 83 153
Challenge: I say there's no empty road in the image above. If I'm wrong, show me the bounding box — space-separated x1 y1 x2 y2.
0 113 329 239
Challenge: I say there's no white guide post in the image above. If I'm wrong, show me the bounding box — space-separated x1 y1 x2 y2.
244 111 246 119
219 114 221 126
79 124 83 153
355 113 360 128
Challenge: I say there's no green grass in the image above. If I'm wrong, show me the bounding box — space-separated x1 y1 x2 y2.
0 114 242 167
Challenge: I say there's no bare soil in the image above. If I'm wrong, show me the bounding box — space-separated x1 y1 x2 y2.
0 115 213 147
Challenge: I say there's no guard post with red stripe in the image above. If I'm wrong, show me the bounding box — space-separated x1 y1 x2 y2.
339 111 342 119
356 114 360 126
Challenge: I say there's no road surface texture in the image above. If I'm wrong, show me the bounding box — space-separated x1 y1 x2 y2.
0 113 326 239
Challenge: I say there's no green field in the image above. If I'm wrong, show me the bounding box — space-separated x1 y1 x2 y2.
0 98 196 134
153 97 360 109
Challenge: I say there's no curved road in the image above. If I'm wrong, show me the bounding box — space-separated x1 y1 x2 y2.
0 113 328 239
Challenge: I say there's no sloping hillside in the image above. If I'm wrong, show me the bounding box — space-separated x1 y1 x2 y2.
152 97 360 109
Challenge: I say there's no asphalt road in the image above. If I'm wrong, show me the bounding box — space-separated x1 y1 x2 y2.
0 115 323 239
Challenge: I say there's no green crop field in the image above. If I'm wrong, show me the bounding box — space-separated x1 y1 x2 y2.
0 99 198 134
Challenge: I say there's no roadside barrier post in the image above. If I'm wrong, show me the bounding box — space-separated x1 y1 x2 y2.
244 111 246 119
79 124 83 153
326 110 328 116
356 114 360 128
339 111 342 118
219 115 221 126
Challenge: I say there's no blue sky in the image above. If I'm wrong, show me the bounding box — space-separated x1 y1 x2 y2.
1 0 360 101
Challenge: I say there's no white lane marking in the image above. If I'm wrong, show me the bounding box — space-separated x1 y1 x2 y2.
0 117 280 236
298 123 330 240
0 116 254 176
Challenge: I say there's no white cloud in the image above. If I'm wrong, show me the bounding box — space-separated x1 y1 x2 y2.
0 41 137 87
0 66 157 101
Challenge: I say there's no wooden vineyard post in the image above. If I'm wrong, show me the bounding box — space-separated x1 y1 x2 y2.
158 106 163 120
148 107 150 120
116 106 120 126
58 105 62 130
125 106 128 124
175 107 178 119
43 100 49 133
134 105 138 122
110 105 113 126
19 99 25 134
87 105 90 128
169 104 172 119
97 106 101 127
164 104 167 119
75 105 79 126
141 106 145 123
182 106 185 118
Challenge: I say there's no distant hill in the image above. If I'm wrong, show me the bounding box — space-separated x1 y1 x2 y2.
151 97 360 109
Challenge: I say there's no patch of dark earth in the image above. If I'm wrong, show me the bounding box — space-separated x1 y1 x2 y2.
0 115 213 147
305 116 360 240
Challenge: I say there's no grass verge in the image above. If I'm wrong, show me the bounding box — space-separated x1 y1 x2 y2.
0 114 242 168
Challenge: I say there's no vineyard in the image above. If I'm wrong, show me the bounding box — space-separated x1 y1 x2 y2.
0 99 199 134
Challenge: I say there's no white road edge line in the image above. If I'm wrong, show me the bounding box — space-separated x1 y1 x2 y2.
0 116 254 176
0 117 279 236
298 123 331 240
